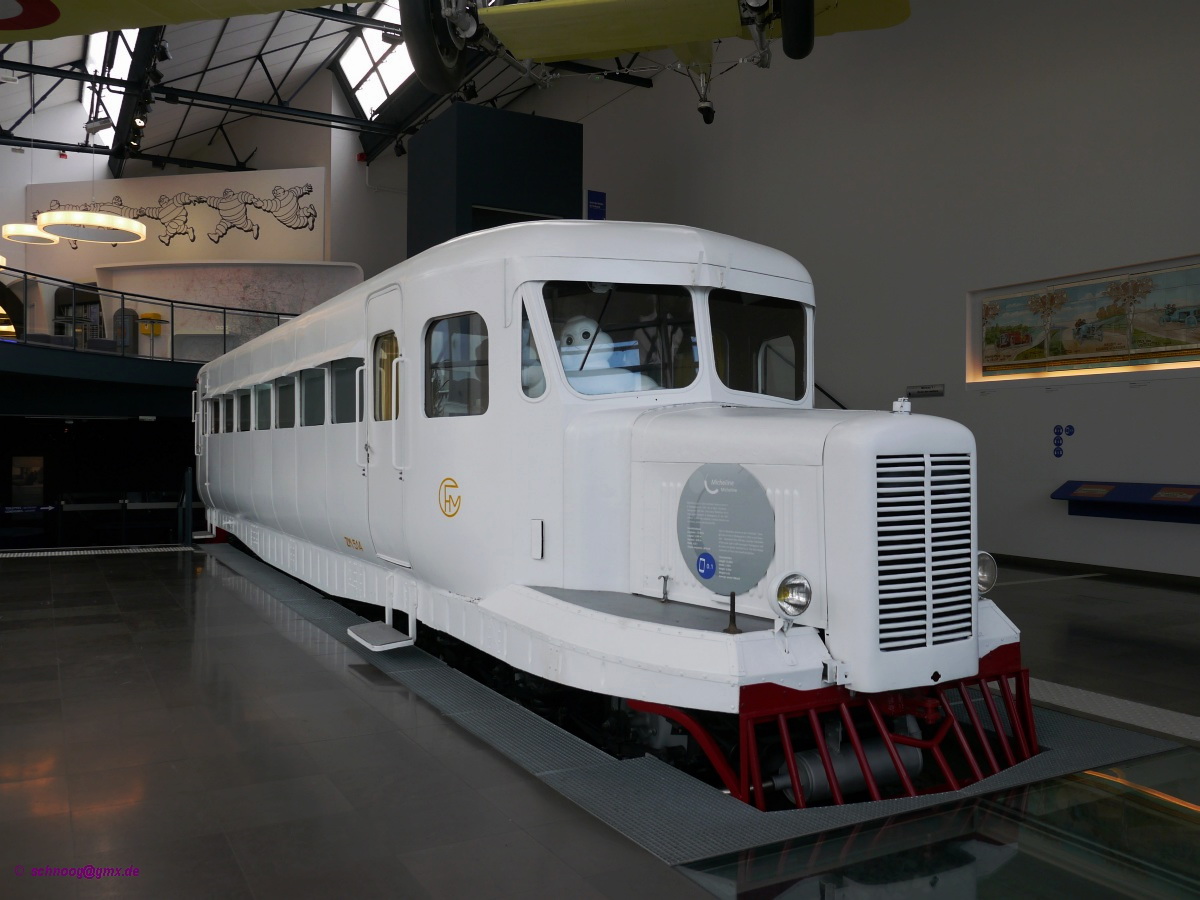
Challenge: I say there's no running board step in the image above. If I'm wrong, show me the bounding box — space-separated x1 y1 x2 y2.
347 621 414 651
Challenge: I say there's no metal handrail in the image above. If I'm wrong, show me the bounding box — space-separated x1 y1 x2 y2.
0 263 296 364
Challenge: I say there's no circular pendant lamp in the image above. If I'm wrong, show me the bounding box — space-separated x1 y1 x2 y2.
36 210 146 243
2 222 60 245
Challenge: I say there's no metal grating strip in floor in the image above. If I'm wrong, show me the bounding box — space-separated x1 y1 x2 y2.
198 544 1182 866
446 705 613 775
0 545 194 559
1031 677 1200 745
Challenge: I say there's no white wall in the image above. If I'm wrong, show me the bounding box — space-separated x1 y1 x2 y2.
329 84 409 279
499 0 1200 576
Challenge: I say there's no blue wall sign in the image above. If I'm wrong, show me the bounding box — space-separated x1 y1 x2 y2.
696 553 717 579
587 190 607 220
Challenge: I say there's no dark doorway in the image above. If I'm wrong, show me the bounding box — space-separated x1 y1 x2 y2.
0 416 196 549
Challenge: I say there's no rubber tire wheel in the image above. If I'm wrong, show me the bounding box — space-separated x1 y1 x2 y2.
779 0 816 60
398 0 469 94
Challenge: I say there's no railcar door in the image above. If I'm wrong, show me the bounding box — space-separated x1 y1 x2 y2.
365 286 410 567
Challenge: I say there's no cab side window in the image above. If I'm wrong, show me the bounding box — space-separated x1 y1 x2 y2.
373 332 400 421
425 313 488 418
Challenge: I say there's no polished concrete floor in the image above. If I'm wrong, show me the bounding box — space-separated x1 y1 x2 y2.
0 550 1197 898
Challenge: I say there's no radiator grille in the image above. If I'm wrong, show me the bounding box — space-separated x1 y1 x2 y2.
876 453 974 652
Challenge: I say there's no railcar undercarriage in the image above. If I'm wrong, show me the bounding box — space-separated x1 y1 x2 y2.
340 588 1038 810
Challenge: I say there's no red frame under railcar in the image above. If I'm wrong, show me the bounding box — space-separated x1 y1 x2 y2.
629 644 1037 809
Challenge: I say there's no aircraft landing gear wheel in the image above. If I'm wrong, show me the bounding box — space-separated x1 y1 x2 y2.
399 0 469 94
779 0 815 60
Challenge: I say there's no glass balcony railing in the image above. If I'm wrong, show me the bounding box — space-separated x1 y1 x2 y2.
0 265 295 364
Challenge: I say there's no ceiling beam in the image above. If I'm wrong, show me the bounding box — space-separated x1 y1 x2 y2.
0 133 252 171
0 59 126 88
109 27 165 178
161 84 397 134
293 7 400 32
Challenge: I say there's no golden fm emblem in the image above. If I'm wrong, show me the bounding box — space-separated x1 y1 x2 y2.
439 478 461 517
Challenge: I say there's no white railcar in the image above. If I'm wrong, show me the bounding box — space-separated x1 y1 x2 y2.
195 221 1036 808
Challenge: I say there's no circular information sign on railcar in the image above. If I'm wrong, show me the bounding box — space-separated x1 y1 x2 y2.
677 463 775 595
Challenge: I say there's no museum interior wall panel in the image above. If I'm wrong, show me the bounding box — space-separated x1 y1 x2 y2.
94 261 361 315
503 0 1200 576
91 261 362 360
329 84 410 279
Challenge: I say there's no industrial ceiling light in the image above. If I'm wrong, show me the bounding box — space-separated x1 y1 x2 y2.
2 223 59 245
156 41 172 62
381 31 404 45
37 210 146 244
133 115 147 128
147 66 162 84
84 115 113 134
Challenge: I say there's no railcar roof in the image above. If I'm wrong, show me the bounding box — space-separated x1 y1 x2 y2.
400 219 811 282
200 220 811 382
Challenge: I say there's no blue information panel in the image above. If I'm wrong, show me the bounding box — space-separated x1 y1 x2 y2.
587 190 606 220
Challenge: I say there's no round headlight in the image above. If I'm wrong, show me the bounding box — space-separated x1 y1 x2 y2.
774 574 812 619
976 551 998 595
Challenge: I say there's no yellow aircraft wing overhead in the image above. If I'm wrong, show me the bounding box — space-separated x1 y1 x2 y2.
478 0 910 64
0 1 312 42
478 0 741 63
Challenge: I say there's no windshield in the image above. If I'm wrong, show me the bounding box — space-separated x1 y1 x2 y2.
709 288 806 401
543 281 697 395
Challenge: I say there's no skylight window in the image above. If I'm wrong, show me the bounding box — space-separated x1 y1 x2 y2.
334 3 414 118
83 29 138 130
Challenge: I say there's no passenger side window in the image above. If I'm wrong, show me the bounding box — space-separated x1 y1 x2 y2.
330 357 364 424
275 376 296 428
254 383 271 430
223 396 234 433
760 336 796 400
236 390 251 432
373 332 400 421
425 313 488 418
301 368 325 426
708 289 806 401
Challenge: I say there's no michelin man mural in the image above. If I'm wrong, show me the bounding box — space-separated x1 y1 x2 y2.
254 184 317 232
33 183 320 249
197 188 263 243
139 192 197 246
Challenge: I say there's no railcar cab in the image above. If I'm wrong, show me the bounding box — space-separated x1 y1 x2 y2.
399 229 816 609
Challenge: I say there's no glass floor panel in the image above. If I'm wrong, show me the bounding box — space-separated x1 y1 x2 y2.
681 747 1200 898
